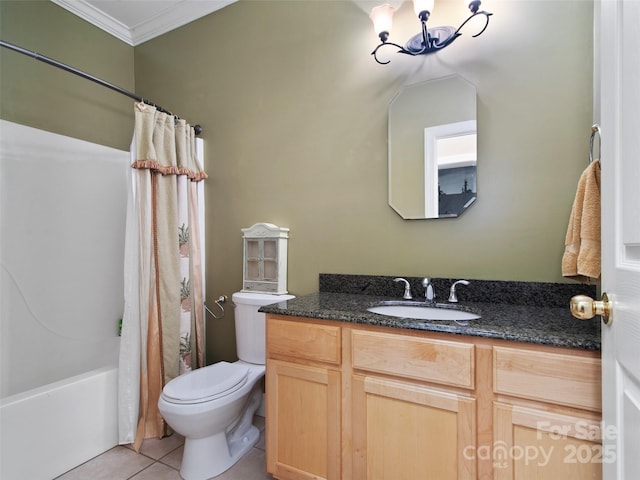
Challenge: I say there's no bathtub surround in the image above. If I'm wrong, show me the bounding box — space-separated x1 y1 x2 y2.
0 120 127 397
0 121 127 479
118 104 207 450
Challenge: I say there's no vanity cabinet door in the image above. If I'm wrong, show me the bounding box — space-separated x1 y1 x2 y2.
492 345 603 480
266 360 341 480
493 403 603 480
266 317 342 480
352 374 476 480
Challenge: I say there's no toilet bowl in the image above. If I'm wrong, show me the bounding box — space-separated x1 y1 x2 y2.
157 291 294 480
158 361 265 480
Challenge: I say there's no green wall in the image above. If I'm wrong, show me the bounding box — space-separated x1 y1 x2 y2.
1 0 594 363
0 1 134 148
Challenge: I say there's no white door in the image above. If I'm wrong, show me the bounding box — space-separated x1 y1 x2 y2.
597 1 640 479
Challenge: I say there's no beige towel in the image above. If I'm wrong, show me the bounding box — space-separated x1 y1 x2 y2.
562 160 601 283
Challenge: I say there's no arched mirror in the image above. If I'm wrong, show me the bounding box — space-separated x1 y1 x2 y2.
389 75 477 219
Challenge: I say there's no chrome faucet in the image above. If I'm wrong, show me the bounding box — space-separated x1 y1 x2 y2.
448 280 470 303
393 277 413 300
422 277 436 304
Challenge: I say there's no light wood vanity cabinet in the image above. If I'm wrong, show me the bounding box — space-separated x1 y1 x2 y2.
265 315 602 480
492 346 603 480
351 330 477 480
265 317 342 480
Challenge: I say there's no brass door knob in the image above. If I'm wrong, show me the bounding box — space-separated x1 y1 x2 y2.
570 292 611 325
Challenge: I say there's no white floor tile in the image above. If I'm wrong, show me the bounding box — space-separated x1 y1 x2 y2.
213 448 272 480
158 444 183 470
139 433 184 460
130 462 183 480
55 446 154 480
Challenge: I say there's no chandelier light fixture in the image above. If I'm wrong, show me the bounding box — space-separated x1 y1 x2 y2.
369 0 493 64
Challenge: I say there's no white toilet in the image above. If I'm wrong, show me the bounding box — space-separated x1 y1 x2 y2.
158 291 294 480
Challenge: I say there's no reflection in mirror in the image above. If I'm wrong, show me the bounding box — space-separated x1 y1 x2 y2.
389 75 477 219
425 120 477 217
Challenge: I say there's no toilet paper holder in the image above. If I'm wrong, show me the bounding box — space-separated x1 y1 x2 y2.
205 295 228 319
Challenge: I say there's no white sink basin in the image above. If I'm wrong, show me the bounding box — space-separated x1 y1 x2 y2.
367 304 480 321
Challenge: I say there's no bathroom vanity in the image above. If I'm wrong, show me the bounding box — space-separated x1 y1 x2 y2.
262 276 602 480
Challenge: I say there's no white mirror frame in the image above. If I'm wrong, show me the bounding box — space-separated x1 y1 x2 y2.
424 120 477 218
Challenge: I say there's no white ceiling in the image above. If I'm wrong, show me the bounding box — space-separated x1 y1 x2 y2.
51 0 237 46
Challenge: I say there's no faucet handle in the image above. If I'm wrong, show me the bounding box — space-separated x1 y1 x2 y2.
448 280 470 303
393 278 412 300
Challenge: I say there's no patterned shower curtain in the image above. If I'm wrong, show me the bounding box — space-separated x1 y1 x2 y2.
118 103 207 450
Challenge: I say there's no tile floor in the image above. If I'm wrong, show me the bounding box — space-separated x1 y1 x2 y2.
55 416 274 480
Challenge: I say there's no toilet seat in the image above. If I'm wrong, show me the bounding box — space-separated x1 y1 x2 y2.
161 362 249 405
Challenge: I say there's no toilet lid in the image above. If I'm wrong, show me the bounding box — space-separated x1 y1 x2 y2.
162 361 249 404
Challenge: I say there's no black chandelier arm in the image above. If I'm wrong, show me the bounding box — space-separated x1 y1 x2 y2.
371 41 411 65
454 10 493 39
371 33 458 64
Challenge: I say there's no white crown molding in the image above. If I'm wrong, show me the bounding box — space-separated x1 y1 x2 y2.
52 0 133 44
52 0 236 46
129 0 236 45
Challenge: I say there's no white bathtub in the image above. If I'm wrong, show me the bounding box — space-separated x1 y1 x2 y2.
0 366 119 480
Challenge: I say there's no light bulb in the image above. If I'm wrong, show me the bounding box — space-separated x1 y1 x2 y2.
412 0 435 17
370 4 395 37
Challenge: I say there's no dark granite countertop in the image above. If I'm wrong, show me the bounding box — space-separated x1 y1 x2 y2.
260 275 601 351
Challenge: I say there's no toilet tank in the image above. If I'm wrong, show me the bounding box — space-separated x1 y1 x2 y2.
231 292 295 364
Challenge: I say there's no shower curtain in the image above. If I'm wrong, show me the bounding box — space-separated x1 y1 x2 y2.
118 103 207 450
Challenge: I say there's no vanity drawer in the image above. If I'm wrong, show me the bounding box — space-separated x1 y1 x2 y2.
351 330 475 389
267 317 341 366
493 346 601 411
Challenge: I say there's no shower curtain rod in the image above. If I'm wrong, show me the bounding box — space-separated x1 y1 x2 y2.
1 40 202 135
